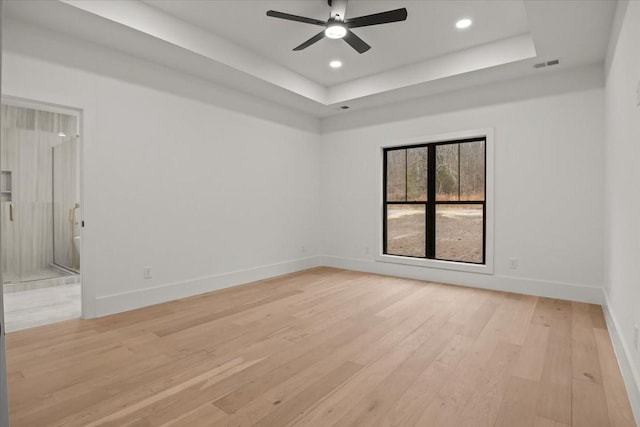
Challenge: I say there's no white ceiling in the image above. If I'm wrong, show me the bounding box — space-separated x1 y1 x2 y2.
145 0 531 86
4 0 616 118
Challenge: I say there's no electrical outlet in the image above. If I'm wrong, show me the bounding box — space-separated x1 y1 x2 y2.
143 266 152 279
634 324 639 350
509 257 518 269
364 246 370 255
301 245 306 254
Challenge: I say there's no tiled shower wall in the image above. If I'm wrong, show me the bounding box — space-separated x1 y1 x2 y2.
1 104 78 282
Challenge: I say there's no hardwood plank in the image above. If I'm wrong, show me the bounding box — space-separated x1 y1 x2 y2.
536 299 573 425
589 305 607 330
572 302 603 384
494 376 539 427
571 302 611 427
593 328 636 427
158 402 227 427
513 323 550 381
154 289 303 337
451 342 522 427
415 340 521 427
531 298 556 327
85 356 267 426
3 268 635 427
572 379 611 427
535 416 571 427
536 382 573 427
379 361 453 427
250 361 363 427
453 290 501 338
505 294 538 345
213 321 370 414
332 322 462 427
290 305 460 426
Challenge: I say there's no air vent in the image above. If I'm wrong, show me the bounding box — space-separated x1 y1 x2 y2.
534 59 560 69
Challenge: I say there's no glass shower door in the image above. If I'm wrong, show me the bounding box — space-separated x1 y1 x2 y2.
53 136 80 272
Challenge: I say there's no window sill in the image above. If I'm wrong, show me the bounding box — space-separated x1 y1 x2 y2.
375 254 494 275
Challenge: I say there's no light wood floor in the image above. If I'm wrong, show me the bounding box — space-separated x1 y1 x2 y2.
5 268 636 427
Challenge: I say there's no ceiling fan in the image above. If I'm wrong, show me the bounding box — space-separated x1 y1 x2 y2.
266 0 408 54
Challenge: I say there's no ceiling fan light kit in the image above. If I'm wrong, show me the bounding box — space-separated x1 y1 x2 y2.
266 0 408 54
325 24 347 39
456 18 472 29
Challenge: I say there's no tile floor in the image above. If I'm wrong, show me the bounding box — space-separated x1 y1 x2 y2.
2 267 69 284
3 283 81 332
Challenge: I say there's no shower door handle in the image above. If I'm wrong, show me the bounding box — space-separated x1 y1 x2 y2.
9 203 13 221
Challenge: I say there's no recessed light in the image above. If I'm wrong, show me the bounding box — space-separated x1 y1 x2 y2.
456 18 472 29
325 24 347 39
329 60 343 69
58 132 66 137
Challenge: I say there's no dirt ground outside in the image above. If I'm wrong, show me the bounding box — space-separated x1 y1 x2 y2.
386 205 483 263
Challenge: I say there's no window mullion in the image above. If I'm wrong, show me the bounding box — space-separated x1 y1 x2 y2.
426 145 436 258
404 149 408 202
383 150 388 255
457 143 461 200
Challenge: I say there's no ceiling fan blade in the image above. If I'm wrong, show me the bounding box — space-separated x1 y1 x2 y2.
266 10 326 26
345 8 408 28
293 31 326 51
343 30 371 54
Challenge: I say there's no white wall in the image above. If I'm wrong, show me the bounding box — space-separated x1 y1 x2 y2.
2 24 321 316
0 8 613 313
320 88 605 303
604 0 640 419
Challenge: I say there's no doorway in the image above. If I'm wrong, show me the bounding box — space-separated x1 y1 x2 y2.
1 98 82 331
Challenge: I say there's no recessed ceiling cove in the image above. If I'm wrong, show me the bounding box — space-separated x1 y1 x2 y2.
147 0 533 87
5 0 615 117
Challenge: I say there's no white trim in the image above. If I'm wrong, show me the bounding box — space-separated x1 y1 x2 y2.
1 95 81 117
321 255 604 304
605 0 631 79
94 256 322 317
0 95 91 318
95 256 605 317
603 293 640 426
377 128 495 275
376 254 491 275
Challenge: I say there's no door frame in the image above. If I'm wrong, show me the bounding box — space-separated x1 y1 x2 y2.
0 281 8 427
0 288 8 427
0 95 89 319
1 1 11 424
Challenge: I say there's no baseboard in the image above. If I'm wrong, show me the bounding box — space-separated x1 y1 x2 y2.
320 255 604 304
603 294 640 426
94 253 603 315
94 256 322 317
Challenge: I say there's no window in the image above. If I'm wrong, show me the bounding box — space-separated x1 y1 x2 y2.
383 137 486 265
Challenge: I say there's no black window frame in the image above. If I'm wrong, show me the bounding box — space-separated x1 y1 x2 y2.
383 137 487 265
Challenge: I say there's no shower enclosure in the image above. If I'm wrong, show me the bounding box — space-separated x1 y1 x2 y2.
1 103 81 285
